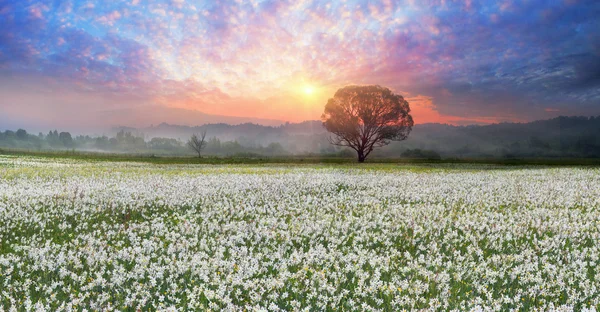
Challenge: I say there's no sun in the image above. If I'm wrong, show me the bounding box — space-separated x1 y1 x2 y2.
303 86 315 95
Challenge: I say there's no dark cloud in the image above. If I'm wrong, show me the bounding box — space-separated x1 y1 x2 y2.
571 54 600 90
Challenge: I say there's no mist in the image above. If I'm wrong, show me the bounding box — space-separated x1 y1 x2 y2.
2 116 600 159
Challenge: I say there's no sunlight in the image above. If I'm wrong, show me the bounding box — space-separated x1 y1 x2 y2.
303 85 315 95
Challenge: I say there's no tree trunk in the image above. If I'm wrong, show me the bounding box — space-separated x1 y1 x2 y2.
357 150 365 163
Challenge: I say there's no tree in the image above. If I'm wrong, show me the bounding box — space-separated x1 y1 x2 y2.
95 136 110 150
321 85 414 162
187 130 207 158
149 137 183 150
47 130 61 148
16 129 28 140
59 132 73 147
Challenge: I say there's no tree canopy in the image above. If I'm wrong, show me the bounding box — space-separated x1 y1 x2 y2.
322 85 414 162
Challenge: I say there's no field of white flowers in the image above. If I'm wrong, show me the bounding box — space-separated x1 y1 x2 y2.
1 155 599 311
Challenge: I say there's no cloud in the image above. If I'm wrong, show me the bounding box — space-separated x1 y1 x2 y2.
96 10 122 25
28 5 45 19
0 0 599 130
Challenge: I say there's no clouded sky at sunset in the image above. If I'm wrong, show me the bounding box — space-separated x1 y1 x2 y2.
1 0 599 130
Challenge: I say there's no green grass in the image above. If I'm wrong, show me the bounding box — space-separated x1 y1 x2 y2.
2 147 600 166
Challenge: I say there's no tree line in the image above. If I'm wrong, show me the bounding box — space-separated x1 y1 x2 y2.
2 115 599 159
0 129 290 157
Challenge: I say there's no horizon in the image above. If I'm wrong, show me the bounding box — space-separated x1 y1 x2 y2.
1 1 600 131
103 113 600 130
3 114 600 138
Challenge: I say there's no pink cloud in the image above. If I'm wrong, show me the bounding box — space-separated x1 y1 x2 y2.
0 5 10 15
499 1 513 12
490 14 499 23
96 10 122 26
152 8 167 17
29 5 47 19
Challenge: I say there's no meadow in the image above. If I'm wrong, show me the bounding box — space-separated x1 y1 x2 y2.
1 155 599 311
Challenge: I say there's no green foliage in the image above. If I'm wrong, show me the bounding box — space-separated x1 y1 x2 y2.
2 149 600 167
59 132 73 147
401 148 441 160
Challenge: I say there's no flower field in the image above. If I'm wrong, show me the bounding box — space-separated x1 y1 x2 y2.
1 155 600 311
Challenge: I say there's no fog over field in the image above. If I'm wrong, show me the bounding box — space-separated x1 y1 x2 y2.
2 116 600 159
113 116 600 158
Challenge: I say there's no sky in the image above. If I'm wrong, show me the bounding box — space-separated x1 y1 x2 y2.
1 0 599 131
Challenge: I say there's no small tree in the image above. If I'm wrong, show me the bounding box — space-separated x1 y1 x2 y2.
187 130 207 158
322 85 414 162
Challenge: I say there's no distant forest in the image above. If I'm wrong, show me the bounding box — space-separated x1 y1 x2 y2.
1 116 600 159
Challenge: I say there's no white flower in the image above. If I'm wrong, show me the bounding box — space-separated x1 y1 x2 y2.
0 155 599 310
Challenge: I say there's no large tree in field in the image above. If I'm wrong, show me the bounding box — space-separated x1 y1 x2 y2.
322 85 414 162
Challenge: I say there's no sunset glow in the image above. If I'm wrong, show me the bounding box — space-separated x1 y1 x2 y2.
304 86 315 96
0 0 599 130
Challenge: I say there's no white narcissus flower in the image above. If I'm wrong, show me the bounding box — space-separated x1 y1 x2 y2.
0 156 599 310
